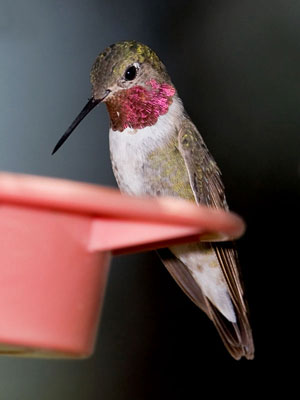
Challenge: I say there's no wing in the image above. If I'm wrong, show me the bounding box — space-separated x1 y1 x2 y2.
177 118 227 209
163 117 254 360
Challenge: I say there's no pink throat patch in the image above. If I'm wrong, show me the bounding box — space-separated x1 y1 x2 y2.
106 79 176 132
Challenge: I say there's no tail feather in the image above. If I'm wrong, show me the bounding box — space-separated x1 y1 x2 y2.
157 247 254 360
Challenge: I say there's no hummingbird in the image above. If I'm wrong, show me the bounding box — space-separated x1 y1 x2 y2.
52 40 254 360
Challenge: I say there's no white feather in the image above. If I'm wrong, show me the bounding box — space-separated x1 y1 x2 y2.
170 243 237 323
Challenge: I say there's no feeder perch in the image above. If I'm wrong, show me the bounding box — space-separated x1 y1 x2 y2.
0 172 245 358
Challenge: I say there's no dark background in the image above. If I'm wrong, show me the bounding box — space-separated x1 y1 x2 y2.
0 0 298 398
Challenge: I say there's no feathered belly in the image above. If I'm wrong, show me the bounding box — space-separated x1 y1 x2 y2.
109 130 193 200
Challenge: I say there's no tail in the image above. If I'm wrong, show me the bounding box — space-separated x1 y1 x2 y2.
157 246 254 360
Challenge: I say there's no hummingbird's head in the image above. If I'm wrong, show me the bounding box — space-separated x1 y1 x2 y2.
90 41 171 101
52 41 176 154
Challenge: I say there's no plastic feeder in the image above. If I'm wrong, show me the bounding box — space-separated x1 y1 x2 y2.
0 172 245 358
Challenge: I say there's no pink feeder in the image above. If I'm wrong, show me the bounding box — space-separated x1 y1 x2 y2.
0 172 245 358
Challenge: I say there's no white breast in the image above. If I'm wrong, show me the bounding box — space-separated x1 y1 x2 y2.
109 97 183 195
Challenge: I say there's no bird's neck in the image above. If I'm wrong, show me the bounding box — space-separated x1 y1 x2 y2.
105 79 175 132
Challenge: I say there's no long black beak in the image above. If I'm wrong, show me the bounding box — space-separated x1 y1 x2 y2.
52 95 105 155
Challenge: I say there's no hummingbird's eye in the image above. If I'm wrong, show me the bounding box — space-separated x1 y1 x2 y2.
124 64 138 81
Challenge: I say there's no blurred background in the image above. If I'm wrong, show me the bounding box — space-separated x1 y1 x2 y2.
0 0 298 398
